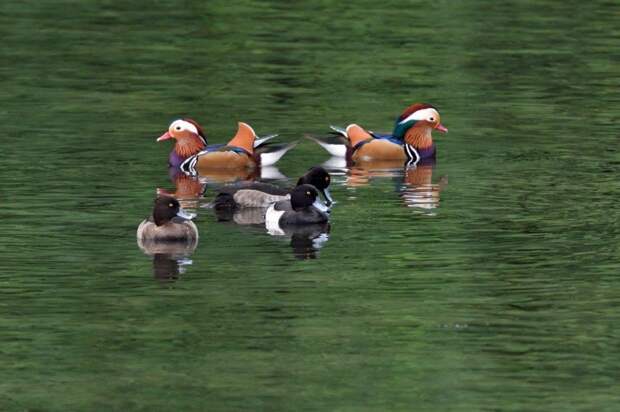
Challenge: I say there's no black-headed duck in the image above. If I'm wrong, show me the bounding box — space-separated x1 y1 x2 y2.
137 196 198 243
213 166 333 212
265 184 330 233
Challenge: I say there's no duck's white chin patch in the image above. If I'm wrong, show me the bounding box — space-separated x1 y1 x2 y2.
398 108 439 125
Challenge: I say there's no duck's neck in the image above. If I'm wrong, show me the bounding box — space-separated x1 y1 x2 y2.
153 215 170 226
404 127 434 150
173 136 206 160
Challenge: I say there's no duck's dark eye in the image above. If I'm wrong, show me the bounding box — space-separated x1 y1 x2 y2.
429 117 435 122
175 126 182 131
168 203 174 207
325 177 329 182
306 191 311 196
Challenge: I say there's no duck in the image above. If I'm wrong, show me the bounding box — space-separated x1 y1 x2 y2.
137 196 199 243
212 166 334 212
309 103 447 167
157 119 296 174
265 184 330 233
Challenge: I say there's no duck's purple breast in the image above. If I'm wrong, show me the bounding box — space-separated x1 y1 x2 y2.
417 145 436 160
169 151 188 168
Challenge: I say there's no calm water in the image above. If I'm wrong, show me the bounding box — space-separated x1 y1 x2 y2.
2 1 620 410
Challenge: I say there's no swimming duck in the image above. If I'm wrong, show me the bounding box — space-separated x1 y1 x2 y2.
157 119 295 174
137 196 198 243
265 185 330 233
310 103 447 166
212 166 333 212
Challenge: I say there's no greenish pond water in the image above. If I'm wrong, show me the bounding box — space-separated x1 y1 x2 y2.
2 1 620 410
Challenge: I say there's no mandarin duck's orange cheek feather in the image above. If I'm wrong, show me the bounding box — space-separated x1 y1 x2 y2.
157 119 209 167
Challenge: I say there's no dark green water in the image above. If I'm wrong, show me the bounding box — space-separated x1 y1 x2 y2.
2 1 620 410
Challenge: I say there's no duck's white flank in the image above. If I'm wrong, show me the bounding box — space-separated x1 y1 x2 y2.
265 204 286 235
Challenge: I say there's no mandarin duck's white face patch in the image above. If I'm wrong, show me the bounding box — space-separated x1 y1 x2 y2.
169 119 199 135
398 108 440 125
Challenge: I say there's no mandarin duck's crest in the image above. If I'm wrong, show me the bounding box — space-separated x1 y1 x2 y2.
392 103 448 141
157 119 209 167
158 118 207 146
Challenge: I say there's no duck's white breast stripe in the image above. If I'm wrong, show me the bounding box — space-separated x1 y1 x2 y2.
404 144 420 167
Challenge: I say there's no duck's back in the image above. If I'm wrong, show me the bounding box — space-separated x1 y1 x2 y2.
219 181 289 196
214 182 290 210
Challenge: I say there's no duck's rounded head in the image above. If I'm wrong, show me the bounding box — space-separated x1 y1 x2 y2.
152 195 195 226
297 166 333 206
290 184 329 213
392 103 448 141
158 119 207 145
158 119 208 165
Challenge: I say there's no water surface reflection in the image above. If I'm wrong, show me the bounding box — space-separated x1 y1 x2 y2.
324 157 448 212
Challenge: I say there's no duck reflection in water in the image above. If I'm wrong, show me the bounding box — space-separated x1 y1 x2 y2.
158 167 207 209
400 160 448 213
162 166 289 211
281 223 331 260
137 196 199 282
323 157 447 212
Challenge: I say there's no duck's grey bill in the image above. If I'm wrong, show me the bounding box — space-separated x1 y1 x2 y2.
177 208 196 220
312 198 330 213
322 188 334 206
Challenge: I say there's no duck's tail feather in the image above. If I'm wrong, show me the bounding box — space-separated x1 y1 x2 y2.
306 135 347 158
329 125 348 138
254 133 278 148
258 141 297 166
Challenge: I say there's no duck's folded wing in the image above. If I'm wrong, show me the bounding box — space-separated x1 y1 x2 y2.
233 189 289 208
368 131 401 145
306 134 348 157
256 142 297 166
218 181 288 196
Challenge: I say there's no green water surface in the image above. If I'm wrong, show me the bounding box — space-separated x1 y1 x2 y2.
1 1 620 411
